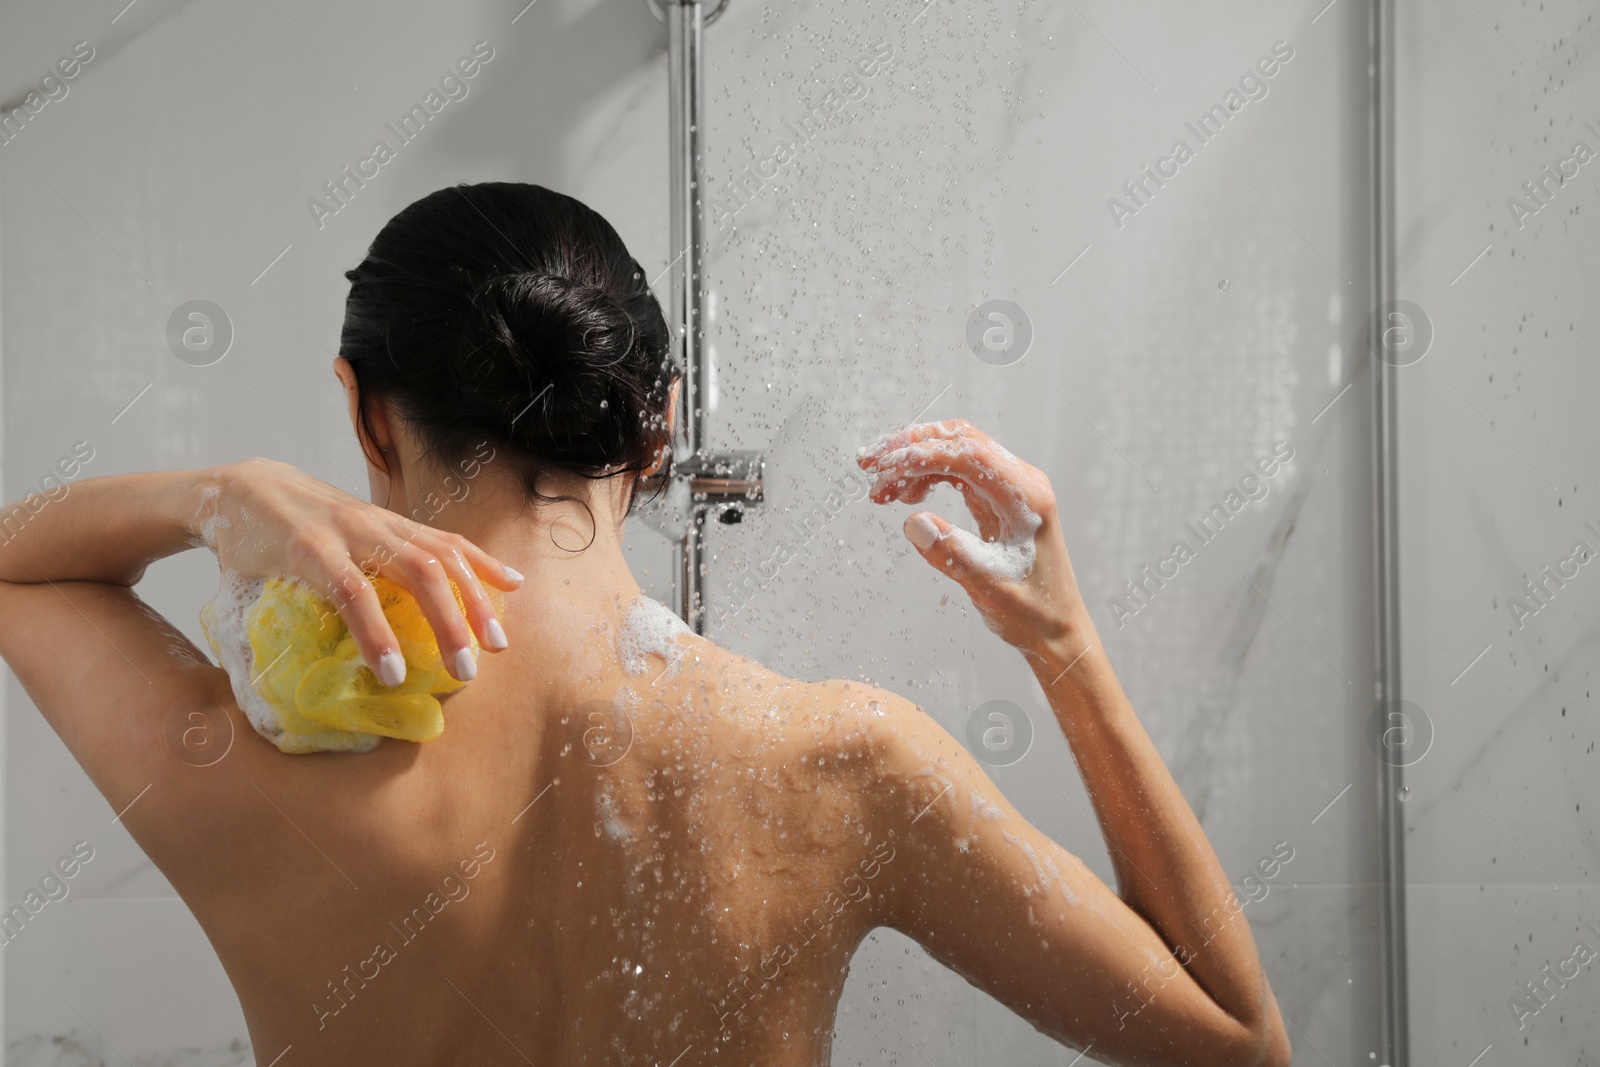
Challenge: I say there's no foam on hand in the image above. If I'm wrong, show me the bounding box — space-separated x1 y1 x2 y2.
939 510 1041 583
864 424 1044 582
199 570 500 754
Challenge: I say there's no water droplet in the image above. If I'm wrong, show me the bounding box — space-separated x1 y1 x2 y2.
1218 279 1230 291
1397 786 1411 801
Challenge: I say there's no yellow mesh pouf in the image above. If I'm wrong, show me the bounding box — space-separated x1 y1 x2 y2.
200 571 503 754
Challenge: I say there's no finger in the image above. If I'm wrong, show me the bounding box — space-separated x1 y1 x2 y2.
386 543 481 682
903 510 1038 587
383 515 522 590
867 440 1030 534
448 531 524 590
856 418 969 467
869 470 943 503
868 434 1025 489
861 420 1030 487
869 468 996 514
871 472 1005 538
427 533 508 653
901 511 986 592
307 548 408 687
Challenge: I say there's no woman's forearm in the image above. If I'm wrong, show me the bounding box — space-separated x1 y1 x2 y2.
1028 617 1279 1033
0 469 213 586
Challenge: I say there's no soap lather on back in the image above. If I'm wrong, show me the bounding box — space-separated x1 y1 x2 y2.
535 592 898 1063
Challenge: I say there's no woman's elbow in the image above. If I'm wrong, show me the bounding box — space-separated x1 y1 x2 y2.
1213 1004 1291 1067
1250 1014 1292 1067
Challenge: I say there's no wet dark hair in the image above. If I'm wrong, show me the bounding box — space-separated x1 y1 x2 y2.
339 181 677 530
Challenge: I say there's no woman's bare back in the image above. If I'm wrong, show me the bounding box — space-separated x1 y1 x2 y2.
143 605 884 1066
0 422 1292 1067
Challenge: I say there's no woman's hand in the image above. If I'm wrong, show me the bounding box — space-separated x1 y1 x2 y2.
195 458 523 685
857 419 1087 656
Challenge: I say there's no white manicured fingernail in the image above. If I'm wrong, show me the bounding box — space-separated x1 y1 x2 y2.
378 650 407 687
454 647 477 682
503 564 525 582
485 618 508 650
906 514 940 551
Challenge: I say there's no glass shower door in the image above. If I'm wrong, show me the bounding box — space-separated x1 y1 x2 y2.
1396 0 1600 1059
673 0 1388 1061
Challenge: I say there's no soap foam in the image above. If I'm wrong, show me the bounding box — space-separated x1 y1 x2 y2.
596 786 635 846
1002 830 1052 896
856 423 912 461
1002 830 1078 905
969 789 1005 822
615 595 692 679
944 515 1041 584
192 483 230 552
196 512 231 552
199 570 281 744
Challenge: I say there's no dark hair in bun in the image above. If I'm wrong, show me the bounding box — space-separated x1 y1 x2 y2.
339 181 677 523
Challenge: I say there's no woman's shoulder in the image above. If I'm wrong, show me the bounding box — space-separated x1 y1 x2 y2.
630 629 963 806
675 645 950 786
803 679 967 790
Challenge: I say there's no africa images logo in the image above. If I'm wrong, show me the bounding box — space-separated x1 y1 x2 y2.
1105 40 1295 229
1107 441 1295 629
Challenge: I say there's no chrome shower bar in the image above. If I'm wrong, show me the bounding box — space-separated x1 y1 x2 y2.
646 0 763 634
664 0 709 465
1368 0 1409 1061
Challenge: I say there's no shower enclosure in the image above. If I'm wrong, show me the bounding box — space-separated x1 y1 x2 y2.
2 0 1595 1062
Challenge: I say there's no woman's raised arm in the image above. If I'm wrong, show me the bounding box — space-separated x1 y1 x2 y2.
852 420 1292 1067
0 468 204 587
0 461 521 683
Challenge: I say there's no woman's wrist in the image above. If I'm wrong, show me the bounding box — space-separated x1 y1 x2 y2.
1021 605 1104 692
116 468 221 580
0 468 218 586
173 464 228 551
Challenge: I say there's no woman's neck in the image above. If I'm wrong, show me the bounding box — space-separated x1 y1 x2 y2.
382 461 648 639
